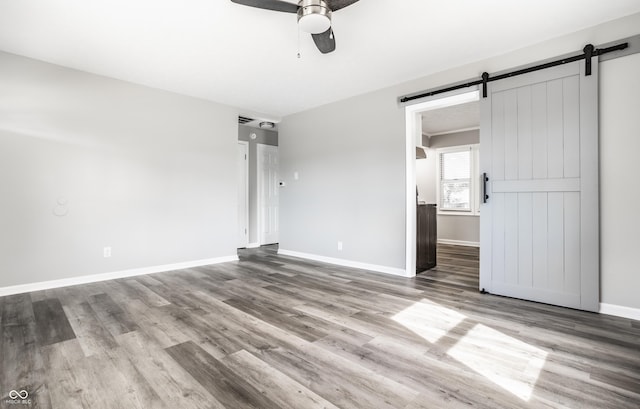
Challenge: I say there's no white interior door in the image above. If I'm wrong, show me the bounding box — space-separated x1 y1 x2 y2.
480 57 599 311
237 141 248 248
257 144 279 245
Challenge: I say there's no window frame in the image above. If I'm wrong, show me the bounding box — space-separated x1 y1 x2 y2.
436 144 480 216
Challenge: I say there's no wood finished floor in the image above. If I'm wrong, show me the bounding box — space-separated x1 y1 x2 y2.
1 244 639 409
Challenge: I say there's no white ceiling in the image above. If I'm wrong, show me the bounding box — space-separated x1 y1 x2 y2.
422 101 479 136
1 1 639 118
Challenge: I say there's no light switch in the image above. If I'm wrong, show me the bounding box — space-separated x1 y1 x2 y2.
294 171 299 180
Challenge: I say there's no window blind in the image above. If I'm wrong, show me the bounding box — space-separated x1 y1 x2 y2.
440 149 471 211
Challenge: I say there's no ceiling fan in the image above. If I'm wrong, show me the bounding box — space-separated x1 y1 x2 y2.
230 0 360 54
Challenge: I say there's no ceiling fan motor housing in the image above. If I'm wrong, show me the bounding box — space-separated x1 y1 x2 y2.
297 0 332 34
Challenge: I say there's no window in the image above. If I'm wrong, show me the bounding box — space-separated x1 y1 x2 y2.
437 144 480 215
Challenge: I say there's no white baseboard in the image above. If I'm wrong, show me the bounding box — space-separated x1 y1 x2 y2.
278 249 411 277
437 239 480 248
0 255 239 297
246 243 260 249
599 303 640 321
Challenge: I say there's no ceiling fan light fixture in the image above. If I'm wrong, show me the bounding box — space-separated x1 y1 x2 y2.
259 121 275 129
297 0 332 34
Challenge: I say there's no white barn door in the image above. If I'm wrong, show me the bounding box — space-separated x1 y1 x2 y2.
257 144 279 245
480 58 599 311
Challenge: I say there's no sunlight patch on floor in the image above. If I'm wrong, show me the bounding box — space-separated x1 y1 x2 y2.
391 299 467 343
447 323 548 401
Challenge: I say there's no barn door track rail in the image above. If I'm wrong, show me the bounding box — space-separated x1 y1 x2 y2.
399 42 628 103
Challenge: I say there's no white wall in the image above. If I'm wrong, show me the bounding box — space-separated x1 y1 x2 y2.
238 125 278 245
0 52 239 289
279 13 640 313
600 52 640 310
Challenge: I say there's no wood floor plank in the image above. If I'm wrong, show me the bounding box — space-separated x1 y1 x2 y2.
2 293 33 326
166 341 281 409
43 339 96 409
62 301 118 357
223 349 341 409
116 331 224 409
317 331 527 409
87 293 139 337
1 294 52 409
1 244 639 408
102 348 169 409
154 302 242 359
43 338 163 409
171 290 419 409
119 298 191 349
225 297 321 340
139 287 209 316
32 298 76 346
183 291 294 354
120 278 171 308
264 285 363 316
256 341 420 409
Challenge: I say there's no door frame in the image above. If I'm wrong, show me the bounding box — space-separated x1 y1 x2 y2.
404 89 480 276
238 141 249 248
256 143 278 245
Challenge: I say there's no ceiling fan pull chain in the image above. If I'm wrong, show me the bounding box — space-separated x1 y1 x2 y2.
297 25 302 59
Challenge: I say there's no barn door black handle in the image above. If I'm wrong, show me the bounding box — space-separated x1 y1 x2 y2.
483 173 489 203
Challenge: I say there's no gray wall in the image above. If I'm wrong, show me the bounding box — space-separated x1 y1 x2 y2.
279 95 406 267
600 52 640 310
420 130 480 245
0 51 239 288
279 12 640 313
426 129 479 149
437 216 480 246
238 125 278 245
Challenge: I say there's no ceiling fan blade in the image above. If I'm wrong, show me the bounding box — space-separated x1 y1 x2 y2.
230 0 299 13
311 28 336 54
325 0 360 11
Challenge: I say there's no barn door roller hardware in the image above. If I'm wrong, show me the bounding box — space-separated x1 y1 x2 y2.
400 42 628 103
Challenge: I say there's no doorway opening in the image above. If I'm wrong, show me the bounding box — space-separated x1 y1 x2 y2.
237 123 279 253
417 99 481 290
404 89 480 279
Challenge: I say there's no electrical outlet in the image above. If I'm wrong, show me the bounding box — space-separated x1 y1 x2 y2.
103 246 112 258
337 241 343 251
